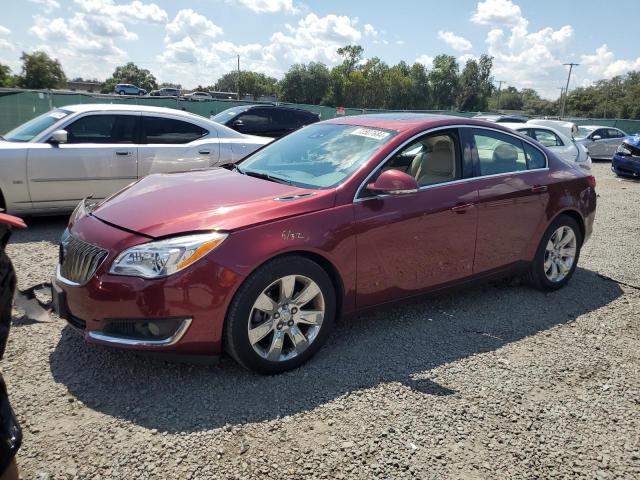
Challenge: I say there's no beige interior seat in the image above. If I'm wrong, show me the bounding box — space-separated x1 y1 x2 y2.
409 138 455 186
486 143 519 175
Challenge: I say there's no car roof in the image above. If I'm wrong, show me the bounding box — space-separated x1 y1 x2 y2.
61 104 194 115
322 113 497 133
499 122 572 142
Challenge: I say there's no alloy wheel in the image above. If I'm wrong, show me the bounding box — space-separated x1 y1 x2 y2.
544 226 577 282
247 275 325 362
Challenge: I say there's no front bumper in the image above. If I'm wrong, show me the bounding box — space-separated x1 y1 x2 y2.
612 154 640 177
51 214 244 356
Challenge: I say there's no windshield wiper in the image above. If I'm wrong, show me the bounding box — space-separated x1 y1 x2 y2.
243 170 293 185
221 163 244 174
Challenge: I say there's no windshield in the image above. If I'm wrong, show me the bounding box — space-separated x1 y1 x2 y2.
576 127 595 139
4 109 71 142
240 123 398 189
212 108 243 123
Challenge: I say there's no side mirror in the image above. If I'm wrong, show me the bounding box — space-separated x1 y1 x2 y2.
49 130 68 145
591 135 602 141
366 169 418 195
232 119 244 128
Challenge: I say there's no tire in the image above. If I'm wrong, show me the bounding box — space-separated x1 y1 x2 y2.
118 91 124 95
224 256 336 374
138 91 144 96
526 214 582 291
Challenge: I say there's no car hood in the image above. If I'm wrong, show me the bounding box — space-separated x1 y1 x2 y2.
91 168 334 238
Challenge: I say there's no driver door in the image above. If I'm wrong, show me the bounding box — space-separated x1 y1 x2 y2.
354 129 478 308
27 113 139 210
588 128 608 158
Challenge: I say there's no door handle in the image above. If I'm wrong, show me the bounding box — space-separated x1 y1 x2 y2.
451 202 475 213
531 185 548 193
115 151 131 156
198 150 211 155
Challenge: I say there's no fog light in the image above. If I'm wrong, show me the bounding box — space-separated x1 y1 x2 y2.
148 322 161 336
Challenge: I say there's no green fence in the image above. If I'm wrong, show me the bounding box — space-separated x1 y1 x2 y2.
1 88 639 135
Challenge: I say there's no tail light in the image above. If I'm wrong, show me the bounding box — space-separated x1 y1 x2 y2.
587 175 596 189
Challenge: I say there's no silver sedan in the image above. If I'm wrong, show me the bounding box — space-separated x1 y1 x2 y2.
0 104 271 215
575 125 628 160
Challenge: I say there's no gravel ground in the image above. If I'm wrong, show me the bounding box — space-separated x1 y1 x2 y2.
3 161 639 479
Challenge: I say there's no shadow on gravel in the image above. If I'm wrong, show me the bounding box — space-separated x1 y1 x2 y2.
49 267 623 432
8 215 68 245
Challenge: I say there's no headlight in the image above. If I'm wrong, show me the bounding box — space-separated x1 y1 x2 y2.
616 144 632 156
109 232 228 279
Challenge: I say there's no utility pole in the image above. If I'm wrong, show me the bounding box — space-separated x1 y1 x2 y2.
560 62 579 118
495 80 505 111
557 87 565 117
237 54 240 101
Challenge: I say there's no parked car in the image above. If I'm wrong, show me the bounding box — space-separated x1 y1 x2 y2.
0 104 272 215
575 125 628 160
114 84 147 96
212 105 320 138
501 122 591 170
612 134 640 178
473 114 528 123
51 114 596 373
156 87 180 97
183 92 213 102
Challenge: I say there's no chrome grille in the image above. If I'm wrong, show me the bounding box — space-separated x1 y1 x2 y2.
59 236 108 284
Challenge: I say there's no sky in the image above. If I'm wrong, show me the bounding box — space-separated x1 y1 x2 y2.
0 0 638 99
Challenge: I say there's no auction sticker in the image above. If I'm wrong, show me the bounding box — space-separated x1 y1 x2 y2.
350 127 390 140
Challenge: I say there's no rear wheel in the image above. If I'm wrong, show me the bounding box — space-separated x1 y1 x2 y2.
118 90 124 95
527 215 582 291
224 256 336 374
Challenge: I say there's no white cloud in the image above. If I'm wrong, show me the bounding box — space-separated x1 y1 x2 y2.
437 30 472 51
0 25 10 36
415 54 434 67
165 9 223 43
73 0 168 24
395 40 405 45
581 44 640 80
364 24 378 37
28 0 60 12
471 0 524 27
234 0 298 14
157 12 367 87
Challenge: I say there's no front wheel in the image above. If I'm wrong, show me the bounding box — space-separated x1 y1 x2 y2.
224 256 336 374
527 215 582 291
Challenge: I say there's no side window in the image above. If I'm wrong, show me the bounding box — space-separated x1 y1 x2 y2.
237 109 271 129
270 109 296 129
524 143 547 169
593 129 607 139
142 117 207 144
66 115 137 144
608 128 624 138
383 130 460 187
472 129 527 176
533 129 563 147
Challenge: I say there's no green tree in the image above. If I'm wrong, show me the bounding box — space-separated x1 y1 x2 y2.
336 45 364 74
0 63 16 87
17 51 66 89
101 62 157 93
279 62 330 104
429 54 459 110
457 59 481 111
215 71 278 99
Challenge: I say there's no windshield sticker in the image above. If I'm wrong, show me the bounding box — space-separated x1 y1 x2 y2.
50 111 67 119
350 128 390 140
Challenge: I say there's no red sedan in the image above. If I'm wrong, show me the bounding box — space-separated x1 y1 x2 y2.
51 114 596 373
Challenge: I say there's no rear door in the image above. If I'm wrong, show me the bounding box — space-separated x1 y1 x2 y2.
605 128 626 156
137 115 220 176
470 127 550 273
26 113 139 210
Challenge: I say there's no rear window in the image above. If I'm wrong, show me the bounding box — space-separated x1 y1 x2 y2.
142 117 207 144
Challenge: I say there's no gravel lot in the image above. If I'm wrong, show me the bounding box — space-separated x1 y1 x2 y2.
3 162 639 479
